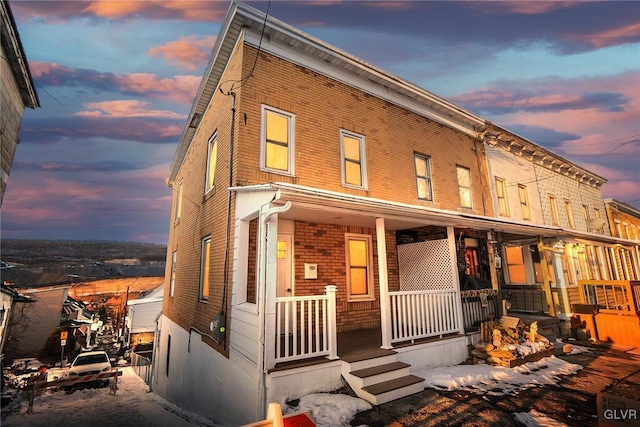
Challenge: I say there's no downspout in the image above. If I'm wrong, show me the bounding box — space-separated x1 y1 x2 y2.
257 200 292 419
220 90 236 350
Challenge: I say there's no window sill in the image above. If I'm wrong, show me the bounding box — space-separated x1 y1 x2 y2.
347 297 375 303
203 186 216 202
260 167 295 177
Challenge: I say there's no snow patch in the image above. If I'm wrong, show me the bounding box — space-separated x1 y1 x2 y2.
513 409 569 426
417 356 582 396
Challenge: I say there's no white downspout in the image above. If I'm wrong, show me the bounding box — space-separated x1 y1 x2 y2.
257 200 292 419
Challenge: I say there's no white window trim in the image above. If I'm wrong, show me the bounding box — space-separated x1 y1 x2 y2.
260 104 295 176
344 233 375 302
457 166 472 209
415 153 433 201
495 177 509 217
340 129 368 190
205 134 218 194
518 184 530 220
170 251 177 297
199 236 212 302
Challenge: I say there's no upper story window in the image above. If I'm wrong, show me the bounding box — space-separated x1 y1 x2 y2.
495 177 509 216
414 154 433 201
345 234 374 301
170 251 177 297
549 195 559 226
261 105 295 175
206 135 218 193
457 166 472 208
340 130 367 189
174 179 183 221
199 236 211 301
582 205 590 223
518 184 530 220
564 199 575 228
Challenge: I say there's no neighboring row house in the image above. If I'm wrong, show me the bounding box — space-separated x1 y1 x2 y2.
0 0 39 206
153 3 640 425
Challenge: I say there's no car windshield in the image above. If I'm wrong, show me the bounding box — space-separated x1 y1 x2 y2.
74 354 108 366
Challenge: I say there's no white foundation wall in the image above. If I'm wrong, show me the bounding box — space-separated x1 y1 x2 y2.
153 316 261 427
397 336 468 370
266 361 344 405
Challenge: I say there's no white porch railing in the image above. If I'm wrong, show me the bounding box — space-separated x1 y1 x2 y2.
389 289 462 343
275 285 337 364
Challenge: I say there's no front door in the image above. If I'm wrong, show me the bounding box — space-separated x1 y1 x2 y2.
276 233 293 298
276 233 294 336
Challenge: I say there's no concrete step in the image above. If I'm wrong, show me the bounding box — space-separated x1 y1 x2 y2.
347 361 412 388
360 375 425 405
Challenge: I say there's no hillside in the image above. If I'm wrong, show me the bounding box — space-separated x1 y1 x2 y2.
1 239 167 288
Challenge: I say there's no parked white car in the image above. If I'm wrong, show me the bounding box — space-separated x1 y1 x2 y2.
65 351 112 392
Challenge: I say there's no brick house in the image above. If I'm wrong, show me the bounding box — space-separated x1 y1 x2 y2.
153 3 639 425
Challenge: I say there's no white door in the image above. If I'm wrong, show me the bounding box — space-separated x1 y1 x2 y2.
276 233 293 298
276 233 293 335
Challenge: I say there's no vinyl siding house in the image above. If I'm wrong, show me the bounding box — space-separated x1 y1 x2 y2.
0 0 39 206
483 125 640 343
153 3 640 425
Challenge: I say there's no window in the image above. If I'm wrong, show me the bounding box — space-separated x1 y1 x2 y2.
582 205 590 223
345 234 374 301
518 184 530 220
549 195 559 226
457 166 472 208
170 251 177 297
174 179 183 221
205 135 218 193
495 177 509 216
261 105 295 174
199 236 211 301
564 200 575 228
414 154 433 201
340 130 367 189
505 246 527 284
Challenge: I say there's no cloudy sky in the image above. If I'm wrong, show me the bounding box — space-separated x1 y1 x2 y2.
2 0 639 244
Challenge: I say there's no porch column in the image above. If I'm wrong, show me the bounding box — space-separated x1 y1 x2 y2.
447 226 465 335
376 218 393 349
551 241 572 319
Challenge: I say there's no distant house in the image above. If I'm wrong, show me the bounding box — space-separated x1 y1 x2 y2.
8 286 70 359
126 284 163 346
0 282 34 362
0 0 40 205
153 3 640 425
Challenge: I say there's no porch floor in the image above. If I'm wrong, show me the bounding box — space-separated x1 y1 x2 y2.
270 328 463 372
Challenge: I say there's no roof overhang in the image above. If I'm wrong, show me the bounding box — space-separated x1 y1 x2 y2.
167 2 485 185
0 0 39 109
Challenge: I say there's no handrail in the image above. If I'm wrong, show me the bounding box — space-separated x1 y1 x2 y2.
389 289 462 343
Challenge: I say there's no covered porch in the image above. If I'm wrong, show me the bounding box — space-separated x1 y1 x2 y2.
243 183 567 371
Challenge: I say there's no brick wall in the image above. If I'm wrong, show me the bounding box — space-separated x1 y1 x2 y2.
293 221 399 332
163 36 247 357
234 46 493 216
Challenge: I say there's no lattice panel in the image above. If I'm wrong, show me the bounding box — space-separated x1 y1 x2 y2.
398 239 455 291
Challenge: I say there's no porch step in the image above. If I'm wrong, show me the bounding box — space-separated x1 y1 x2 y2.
361 375 425 405
341 350 424 406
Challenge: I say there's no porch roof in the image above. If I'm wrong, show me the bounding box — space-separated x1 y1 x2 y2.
233 183 640 249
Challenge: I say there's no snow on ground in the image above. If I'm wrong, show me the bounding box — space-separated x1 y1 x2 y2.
283 393 371 427
3 356 583 427
3 367 223 427
568 344 592 355
513 409 570 426
416 356 583 396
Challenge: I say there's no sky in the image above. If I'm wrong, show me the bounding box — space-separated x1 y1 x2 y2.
2 0 639 244
4 351 587 426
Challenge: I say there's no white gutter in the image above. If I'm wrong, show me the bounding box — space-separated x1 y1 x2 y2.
256 200 292 419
